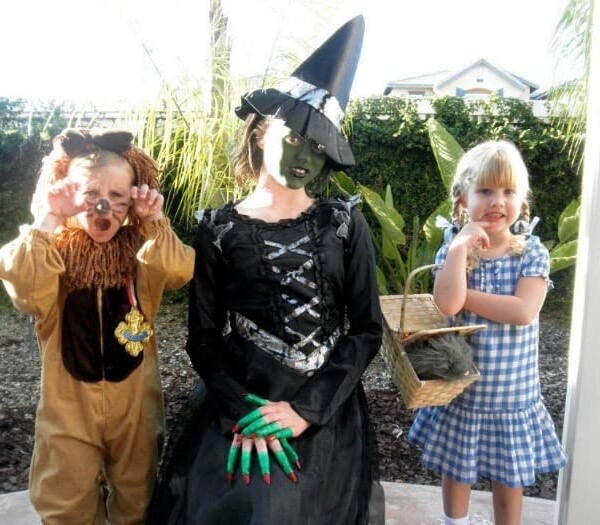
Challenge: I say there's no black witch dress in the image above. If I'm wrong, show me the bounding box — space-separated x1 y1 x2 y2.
148 198 384 524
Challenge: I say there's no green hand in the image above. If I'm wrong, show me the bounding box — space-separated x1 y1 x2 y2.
226 434 272 486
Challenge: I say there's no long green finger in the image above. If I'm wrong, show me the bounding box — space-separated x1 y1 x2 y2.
226 434 243 483
254 421 281 437
242 415 269 435
270 440 297 483
245 393 268 407
269 427 293 440
241 439 253 485
235 408 263 430
280 438 301 470
254 438 271 485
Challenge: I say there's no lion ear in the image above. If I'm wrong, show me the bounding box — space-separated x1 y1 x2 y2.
54 128 87 157
93 130 133 153
53 128 134 158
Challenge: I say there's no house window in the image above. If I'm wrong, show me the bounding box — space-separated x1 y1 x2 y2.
407 90 426 98
463 88 492 100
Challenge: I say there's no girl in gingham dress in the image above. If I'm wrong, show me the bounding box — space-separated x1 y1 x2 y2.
408 140 567 525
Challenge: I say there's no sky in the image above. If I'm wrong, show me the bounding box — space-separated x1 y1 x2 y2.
0 0 571 105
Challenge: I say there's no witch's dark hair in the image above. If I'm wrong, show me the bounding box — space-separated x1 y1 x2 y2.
232 114 335 192
232 114 270 186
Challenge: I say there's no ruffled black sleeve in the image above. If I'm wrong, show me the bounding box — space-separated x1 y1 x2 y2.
289 207 383 426
186 217 248 433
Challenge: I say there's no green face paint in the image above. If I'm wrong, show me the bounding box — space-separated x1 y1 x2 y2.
262 120 327 190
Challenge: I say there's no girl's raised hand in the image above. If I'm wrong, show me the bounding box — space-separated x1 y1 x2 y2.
453 221 491 252
131 184 164 222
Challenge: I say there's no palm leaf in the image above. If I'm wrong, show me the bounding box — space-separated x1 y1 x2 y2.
358 183 406 246
427 118 464 192
550 240 578 273
557 198 580 243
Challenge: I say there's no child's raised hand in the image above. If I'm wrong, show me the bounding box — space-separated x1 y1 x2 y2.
131 184 164 222
453 221 491 252
46 179 86 219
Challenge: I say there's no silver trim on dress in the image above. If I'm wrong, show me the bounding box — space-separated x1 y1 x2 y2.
233 312 339 375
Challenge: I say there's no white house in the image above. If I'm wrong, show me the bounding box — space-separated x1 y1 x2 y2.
383 58 542 100
383 58 547 116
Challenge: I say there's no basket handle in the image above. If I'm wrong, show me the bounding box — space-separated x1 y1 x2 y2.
400 263 442 334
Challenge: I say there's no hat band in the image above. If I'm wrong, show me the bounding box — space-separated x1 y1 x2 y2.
277 76 345 130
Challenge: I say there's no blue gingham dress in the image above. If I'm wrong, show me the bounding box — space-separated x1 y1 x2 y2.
408 236 567 487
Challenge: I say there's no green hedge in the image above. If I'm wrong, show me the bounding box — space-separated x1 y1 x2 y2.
345 96 580 244
0 131 47 244
0 96 581 315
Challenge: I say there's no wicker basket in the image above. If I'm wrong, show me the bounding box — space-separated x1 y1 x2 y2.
380 264 486 409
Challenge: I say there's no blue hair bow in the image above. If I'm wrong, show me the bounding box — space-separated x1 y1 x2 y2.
435 215 458 244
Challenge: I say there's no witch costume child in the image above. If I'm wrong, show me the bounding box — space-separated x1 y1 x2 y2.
0 129 195 524
147 15 385 525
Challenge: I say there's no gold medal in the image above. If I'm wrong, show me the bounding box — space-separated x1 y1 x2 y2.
115 305 153 357
114 279 153 357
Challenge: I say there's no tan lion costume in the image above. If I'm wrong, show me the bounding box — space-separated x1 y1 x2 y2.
0 129 195 524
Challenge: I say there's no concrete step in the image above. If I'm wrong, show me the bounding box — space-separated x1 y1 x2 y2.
0 482 555 524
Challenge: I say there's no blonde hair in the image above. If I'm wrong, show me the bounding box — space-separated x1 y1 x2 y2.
451 140 531 227
67 149 133 177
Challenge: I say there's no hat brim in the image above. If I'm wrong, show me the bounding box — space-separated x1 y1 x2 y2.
235 89 355 169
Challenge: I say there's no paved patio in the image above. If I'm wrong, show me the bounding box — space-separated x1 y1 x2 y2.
0 482 555 524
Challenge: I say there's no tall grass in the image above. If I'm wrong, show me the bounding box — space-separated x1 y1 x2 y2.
120 73 245 227
115 0 354 226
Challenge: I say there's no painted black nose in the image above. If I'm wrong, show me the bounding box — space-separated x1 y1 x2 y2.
95 199 111 215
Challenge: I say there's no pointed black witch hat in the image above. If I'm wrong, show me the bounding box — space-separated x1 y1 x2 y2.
235 15 365 169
